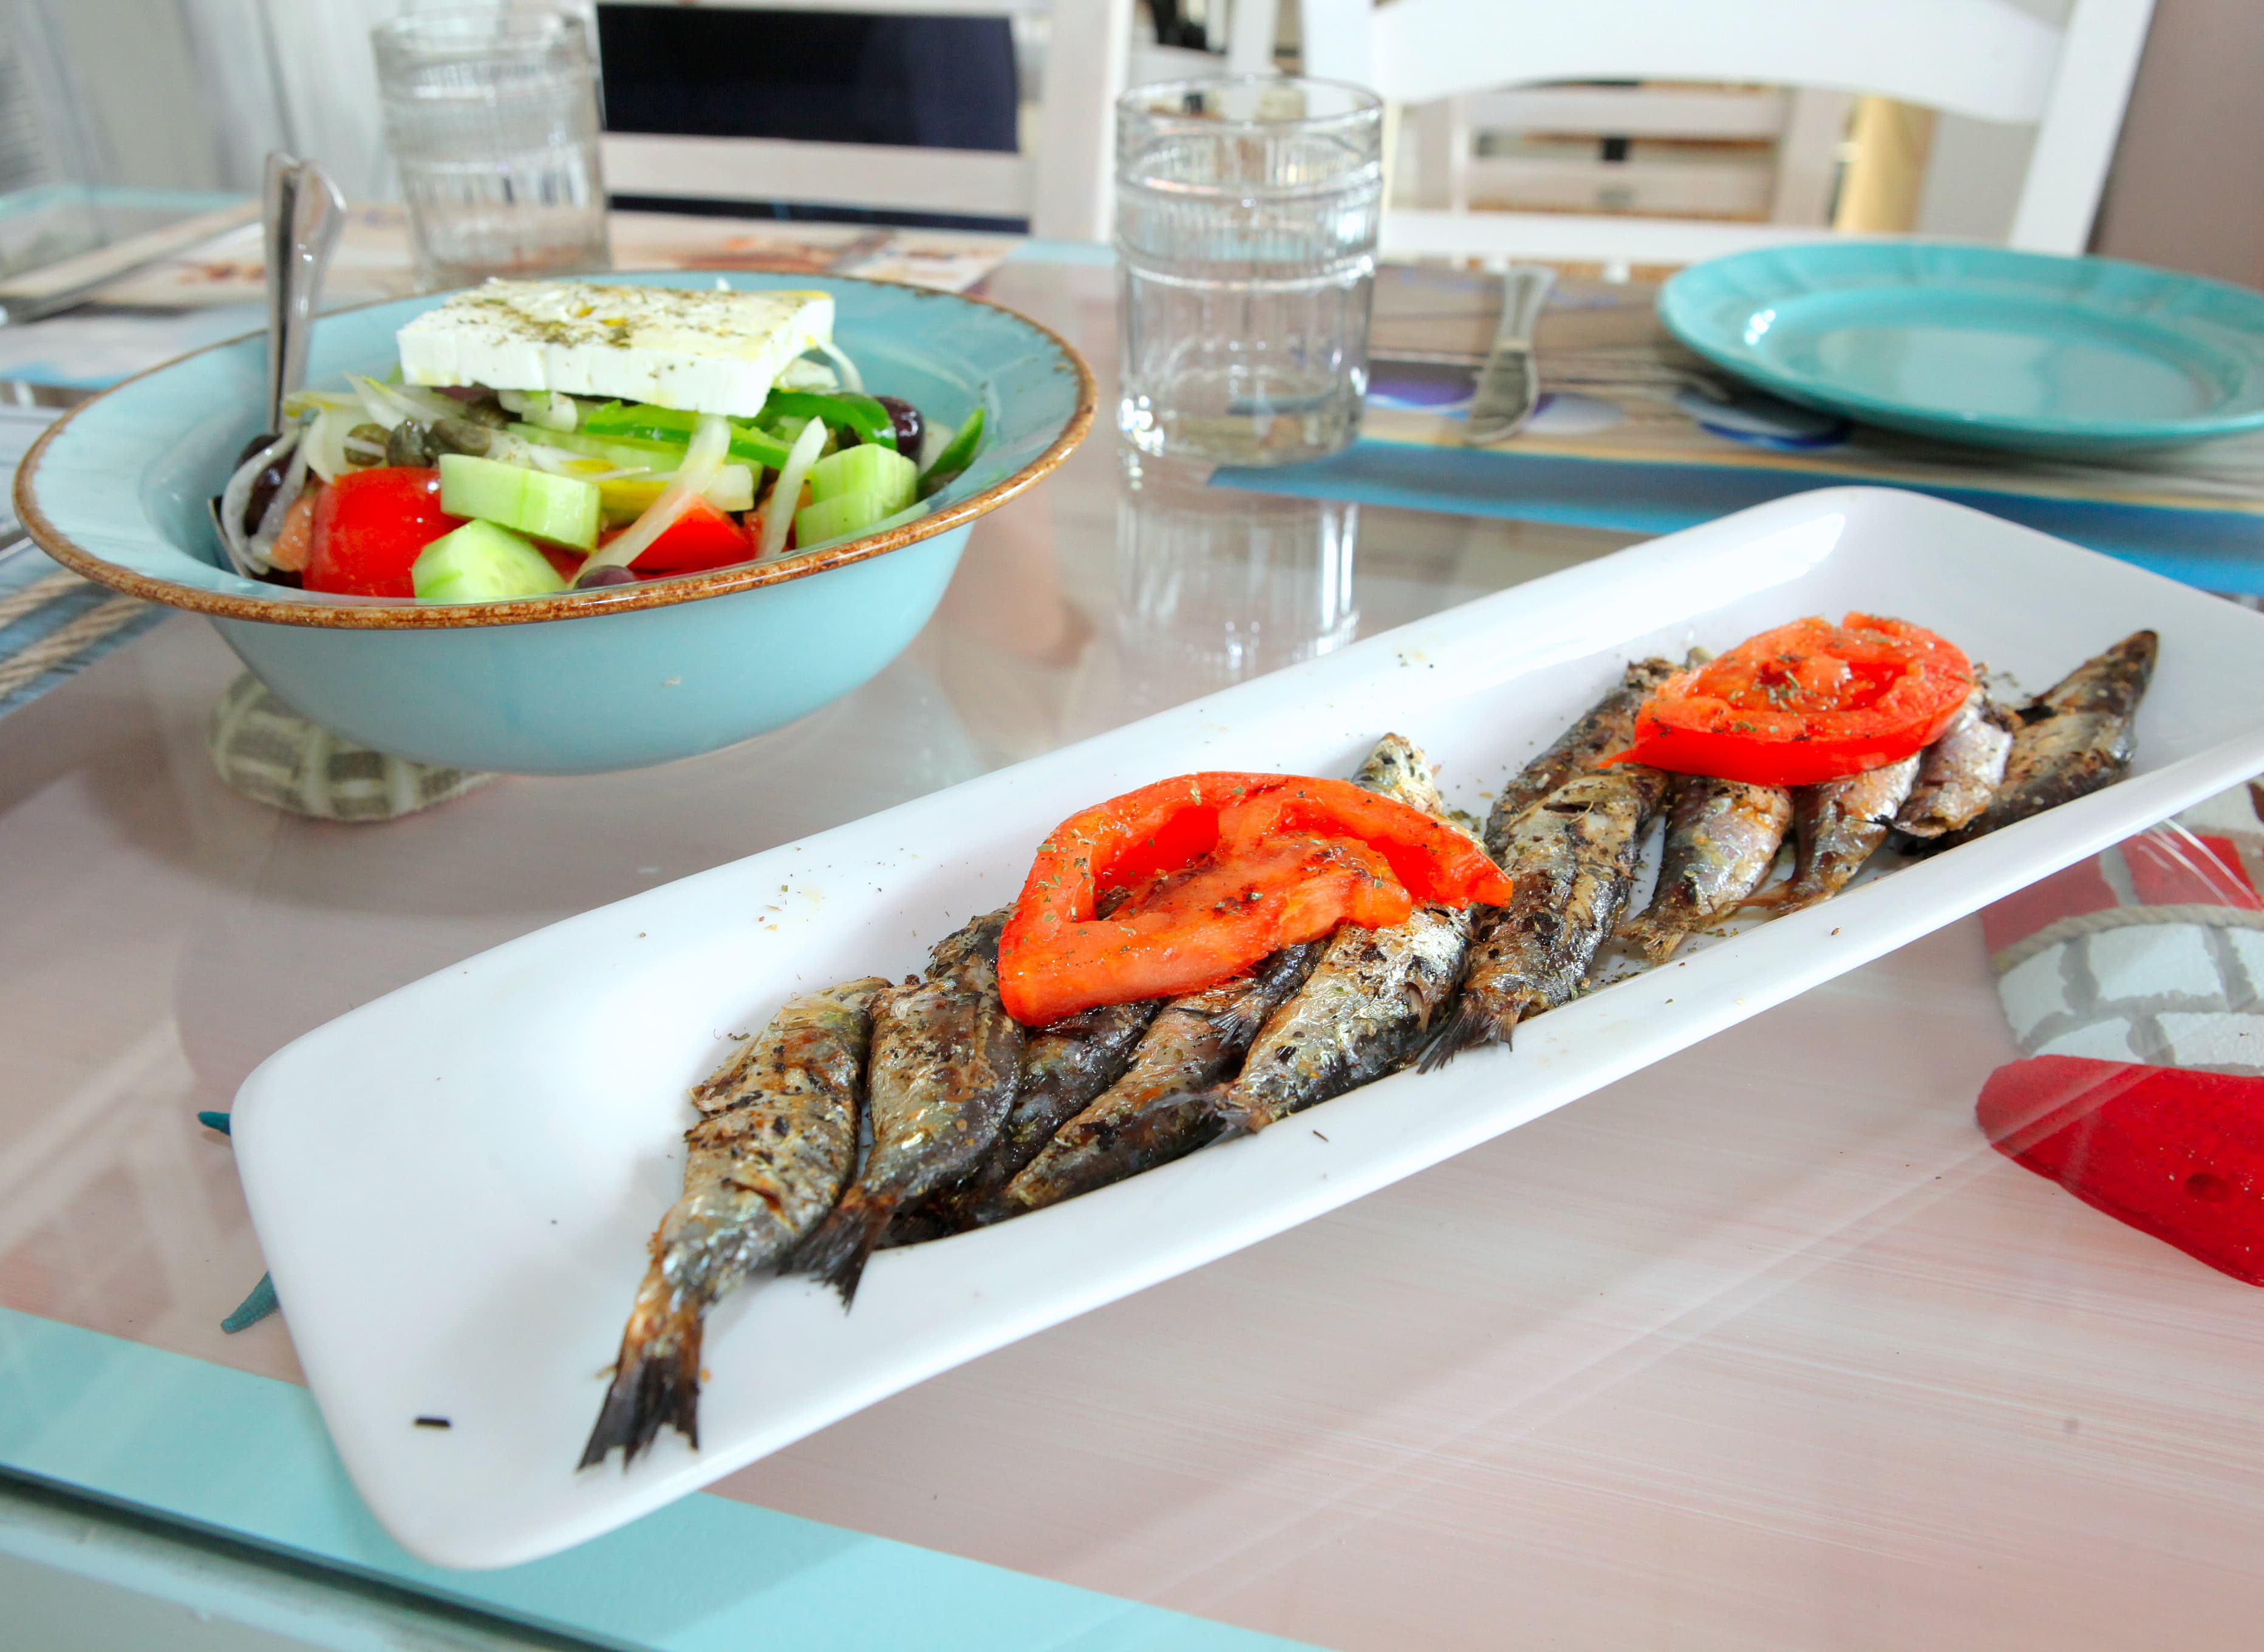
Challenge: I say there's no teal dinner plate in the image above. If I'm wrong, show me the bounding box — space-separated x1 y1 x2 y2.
1659 243 2264 455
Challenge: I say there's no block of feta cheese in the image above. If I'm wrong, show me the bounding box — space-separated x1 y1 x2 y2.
395 281 834 417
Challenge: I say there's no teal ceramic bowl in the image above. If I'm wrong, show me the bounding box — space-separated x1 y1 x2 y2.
14 272 1093 774
1659 242 2264 455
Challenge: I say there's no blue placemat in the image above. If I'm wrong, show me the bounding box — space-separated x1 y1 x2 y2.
1212 440 2264 595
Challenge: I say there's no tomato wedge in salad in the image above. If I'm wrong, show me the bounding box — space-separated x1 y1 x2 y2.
604 497 754 575
303 466 463 598
1610 613 1973 787
998 772 1514 1025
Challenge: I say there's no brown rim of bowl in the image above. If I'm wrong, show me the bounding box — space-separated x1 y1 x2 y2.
13 271 1096 631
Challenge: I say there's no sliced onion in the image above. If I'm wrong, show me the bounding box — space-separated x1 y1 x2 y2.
778 355 839 392
579 411 731 576
217 429 298 576
757 416 827 560
282 389 361 419
248 437 312 567
349 374 459 431
526 444 641 482
813 340 862 393
499 387 577 431
301 406 352 483
915 418 953 473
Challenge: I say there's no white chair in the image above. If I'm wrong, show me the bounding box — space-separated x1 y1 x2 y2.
1402 86 1853 227
1292 0 2157 264
597 0 1132 242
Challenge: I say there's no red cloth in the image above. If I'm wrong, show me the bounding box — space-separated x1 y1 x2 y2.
1978 825 2264 1286
1978 1056 2264 1287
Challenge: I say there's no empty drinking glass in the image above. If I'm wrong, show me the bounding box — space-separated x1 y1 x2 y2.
1116 77 1384 466
372 5 611 290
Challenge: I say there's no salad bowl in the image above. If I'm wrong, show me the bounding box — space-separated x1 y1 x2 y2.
12 272 1094 774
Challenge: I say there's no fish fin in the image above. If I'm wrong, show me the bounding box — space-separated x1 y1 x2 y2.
785 1188 895 1308
1617 917 1686 965
1416 995 1516 1073
1200 1085 1264 1139
579 1268 704 1470
1207 1003 1265 1043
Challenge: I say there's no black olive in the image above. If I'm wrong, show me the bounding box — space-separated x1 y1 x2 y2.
874 395 924 456
575 564 638 590
432 417 494 456
234 432 291 533
386 421 439 467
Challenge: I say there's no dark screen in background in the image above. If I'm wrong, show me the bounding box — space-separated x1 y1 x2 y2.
595 6 1020 154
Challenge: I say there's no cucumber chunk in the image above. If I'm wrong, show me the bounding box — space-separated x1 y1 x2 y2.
806 444 916 513
794 488 892 547
412 519 568 604
438 452 601 549
917 405 985 500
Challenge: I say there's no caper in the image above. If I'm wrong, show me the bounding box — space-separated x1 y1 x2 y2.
455 396 510 428
343 423 389 465
386 420 438 467
432 417 494 456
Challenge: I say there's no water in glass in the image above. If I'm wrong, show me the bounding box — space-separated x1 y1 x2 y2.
372 5 611 290
1116 78 1383 466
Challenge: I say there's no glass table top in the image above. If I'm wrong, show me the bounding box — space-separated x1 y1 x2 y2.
5 250 2263 1651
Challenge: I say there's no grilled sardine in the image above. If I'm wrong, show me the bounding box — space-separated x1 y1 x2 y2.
581 977 887 1467
1618 775 1792 962
1427 762 1672 1066
1222 734 1474 1131
1484 658 1676 848
1761 756 1921 915
787 911 1023 1305
1935 630 2158 848
886 994 1164 1242
1896 688 2017 838
1000 944 1321 1214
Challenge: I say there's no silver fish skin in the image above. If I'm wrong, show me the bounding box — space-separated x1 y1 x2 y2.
1764 755 1921 915
581 976 887 1467
884 994 1164 1243
1485 658 1677 852
1618 775 1792 963
1895 688 2017 838
1000 944 1321 1214
1935 630 2158 848
787 910 1023 1305
1224 734 1475 1131
1427 762 1672 1067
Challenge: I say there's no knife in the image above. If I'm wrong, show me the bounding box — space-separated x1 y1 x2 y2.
1462 265 1556 445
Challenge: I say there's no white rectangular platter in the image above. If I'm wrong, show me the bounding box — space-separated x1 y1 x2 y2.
232 488 2264 1569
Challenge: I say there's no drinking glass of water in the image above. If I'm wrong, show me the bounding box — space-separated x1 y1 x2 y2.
372 5 612 290
1116 77 1383 467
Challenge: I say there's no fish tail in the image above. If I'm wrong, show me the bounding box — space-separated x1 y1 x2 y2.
579 1266 705 1470
786 1188 896 1308
1416 994 1516 1072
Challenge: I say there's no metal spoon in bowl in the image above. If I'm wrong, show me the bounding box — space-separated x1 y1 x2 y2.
210 154 345 564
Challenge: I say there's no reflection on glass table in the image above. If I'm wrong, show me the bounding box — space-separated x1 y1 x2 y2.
1116 449 1360 681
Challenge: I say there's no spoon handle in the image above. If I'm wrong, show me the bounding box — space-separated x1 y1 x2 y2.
261 152 300 434
262 155 346 433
